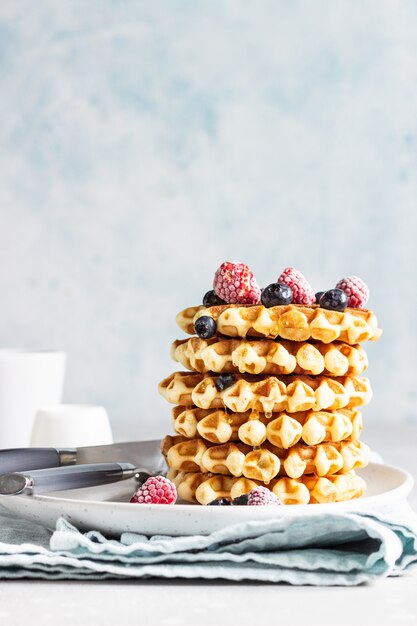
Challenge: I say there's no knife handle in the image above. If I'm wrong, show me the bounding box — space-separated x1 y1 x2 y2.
0 448 77 473
0 462 137 495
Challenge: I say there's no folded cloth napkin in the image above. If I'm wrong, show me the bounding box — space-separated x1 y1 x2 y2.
0 502 417 585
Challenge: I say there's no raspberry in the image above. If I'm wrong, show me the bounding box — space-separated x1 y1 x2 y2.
213 262 261 305
130 475 177 505
335 276 369 308
247 486 282 506
277 267 315 306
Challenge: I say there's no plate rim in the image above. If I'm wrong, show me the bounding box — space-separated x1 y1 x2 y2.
4 461 414 512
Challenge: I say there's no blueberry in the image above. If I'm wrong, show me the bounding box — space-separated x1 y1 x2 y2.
232 494 249 505
319 289 348 312
208 498 232 506
261 282 293 307
215 373 236 391
194 316 217 339
315 291 325 304
203 290 226 307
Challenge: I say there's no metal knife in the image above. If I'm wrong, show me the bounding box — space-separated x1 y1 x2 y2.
0 439 166 474
0 462 156 495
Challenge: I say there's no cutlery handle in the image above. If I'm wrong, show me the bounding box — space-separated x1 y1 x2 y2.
0 448 77 473
0 462 136 495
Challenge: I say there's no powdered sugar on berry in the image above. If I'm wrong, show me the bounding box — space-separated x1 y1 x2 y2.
130 475 177 505
278 267 315 306
247 486 282 506
335 276 369 308
213 262 261 304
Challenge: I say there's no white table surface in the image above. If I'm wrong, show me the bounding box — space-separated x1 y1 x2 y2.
0 421 416 626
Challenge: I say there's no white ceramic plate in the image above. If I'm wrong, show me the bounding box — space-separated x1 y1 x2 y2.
0 463 413 536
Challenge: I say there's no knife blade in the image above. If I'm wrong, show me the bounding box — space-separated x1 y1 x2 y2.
0 440 166 474
0 462 143 495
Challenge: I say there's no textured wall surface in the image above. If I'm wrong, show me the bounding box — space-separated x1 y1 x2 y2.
0 1 416 440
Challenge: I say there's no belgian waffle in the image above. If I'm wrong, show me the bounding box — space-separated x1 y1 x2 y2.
172 406 363 448
171 337 368 376
158 372 372 413
162 435 368 482
176 304 381 344
168 469 366 505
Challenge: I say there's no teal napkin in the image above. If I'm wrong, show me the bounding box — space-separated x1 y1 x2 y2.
0 503 416 585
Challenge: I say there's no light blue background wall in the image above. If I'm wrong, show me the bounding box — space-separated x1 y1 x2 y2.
0 1 416 440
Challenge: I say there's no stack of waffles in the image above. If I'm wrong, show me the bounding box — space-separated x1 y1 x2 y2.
158 265 381 506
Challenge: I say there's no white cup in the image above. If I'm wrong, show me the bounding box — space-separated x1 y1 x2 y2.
0 350 66 448
30 404 113 448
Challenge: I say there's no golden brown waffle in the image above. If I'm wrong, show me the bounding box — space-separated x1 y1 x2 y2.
162 435 368 482
158 372 372 413
172 406 363 448
171 337 368 376
176 304 381 344
168 469 366 505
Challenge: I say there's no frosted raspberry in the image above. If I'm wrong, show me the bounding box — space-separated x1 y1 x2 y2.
247 486 282 506
213 262 261 304
278 267 315 305
130 476 177 505
335 276 369 308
